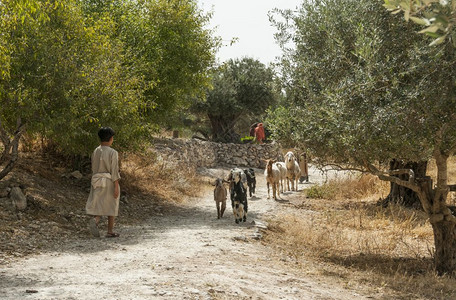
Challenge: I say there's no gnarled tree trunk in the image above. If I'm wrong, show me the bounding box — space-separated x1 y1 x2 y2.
432 220 456 275
370 156 456 275
428 152 456 275
381 159 427 209
208 114 240 143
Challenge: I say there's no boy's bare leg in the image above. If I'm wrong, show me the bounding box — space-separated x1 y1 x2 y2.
107 216 115 234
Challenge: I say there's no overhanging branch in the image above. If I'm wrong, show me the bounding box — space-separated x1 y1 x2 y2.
366 163 420 193
316 163 366 173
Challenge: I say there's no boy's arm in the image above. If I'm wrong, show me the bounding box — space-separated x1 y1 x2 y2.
114 180 120 199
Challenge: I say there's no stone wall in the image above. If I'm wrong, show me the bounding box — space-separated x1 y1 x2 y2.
152 138 282 169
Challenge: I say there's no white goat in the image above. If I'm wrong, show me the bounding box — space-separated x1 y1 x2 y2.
213 178 227 219
275 162 287 193
284 151 301 191
264 159 281 200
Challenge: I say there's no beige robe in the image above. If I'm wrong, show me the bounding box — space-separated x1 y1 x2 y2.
86 146 121 216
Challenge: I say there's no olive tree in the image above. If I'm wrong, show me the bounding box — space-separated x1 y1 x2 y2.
193 58 279 143
269 0 456 274
86 0 219 128
0 1 146 160
0 0 218 178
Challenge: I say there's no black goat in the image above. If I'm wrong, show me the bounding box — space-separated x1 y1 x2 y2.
243 168 256 197
228 168 248 223
230 180 247 223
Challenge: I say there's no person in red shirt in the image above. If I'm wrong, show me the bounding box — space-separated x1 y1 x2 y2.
254 123 265 144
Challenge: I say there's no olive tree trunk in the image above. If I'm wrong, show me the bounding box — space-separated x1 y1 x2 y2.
427 153 456 275
370 154 456 275
208 114 240 143
382 159 427 208
432 219 456 275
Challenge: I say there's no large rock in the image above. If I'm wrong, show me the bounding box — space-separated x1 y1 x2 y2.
10 186 27 211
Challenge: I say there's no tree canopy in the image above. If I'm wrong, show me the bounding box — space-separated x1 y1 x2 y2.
0 0 217 159
268 0 456 166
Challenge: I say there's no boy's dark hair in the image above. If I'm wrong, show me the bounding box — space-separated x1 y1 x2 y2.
98 127 115 142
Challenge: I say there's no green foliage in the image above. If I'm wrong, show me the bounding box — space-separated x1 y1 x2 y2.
268 0 456 168
0 0 146 155
240 135 254 143
106 0 219 127
384 0 456 46
0 0 217 157
192 57 279 142
306 184 336 199
265 106 296 148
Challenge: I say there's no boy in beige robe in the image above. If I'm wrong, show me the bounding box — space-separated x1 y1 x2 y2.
86 127 121 238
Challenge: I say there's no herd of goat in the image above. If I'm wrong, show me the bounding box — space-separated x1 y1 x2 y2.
213 151 309 224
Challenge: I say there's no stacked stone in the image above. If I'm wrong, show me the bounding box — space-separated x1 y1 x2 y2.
152 138 282 169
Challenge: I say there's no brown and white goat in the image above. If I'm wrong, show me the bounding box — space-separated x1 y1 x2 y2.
264 159 281 200
213 178 227 219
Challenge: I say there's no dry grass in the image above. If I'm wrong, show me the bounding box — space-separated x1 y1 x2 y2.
264 204 456 299
306 173 389 200
120 150 203 203
264 162 456 299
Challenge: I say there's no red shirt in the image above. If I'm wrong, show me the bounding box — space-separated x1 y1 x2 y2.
255 125 265 141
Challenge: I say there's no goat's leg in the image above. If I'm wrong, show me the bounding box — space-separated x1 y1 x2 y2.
233 203 238 223
272 183 277 200
267 182 270 199
243 196 248 222
220 200 226 218
241 204 246 222
216 201 221 219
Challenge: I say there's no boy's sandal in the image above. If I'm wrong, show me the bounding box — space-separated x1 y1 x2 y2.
106 232 120 238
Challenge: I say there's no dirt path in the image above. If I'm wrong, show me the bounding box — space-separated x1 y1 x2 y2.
0 167 369 299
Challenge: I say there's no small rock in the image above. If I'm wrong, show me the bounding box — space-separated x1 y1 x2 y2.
233 236 249 242
10 187 27 211
252 232 263 240
120 194 128 205
70 171 83 180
